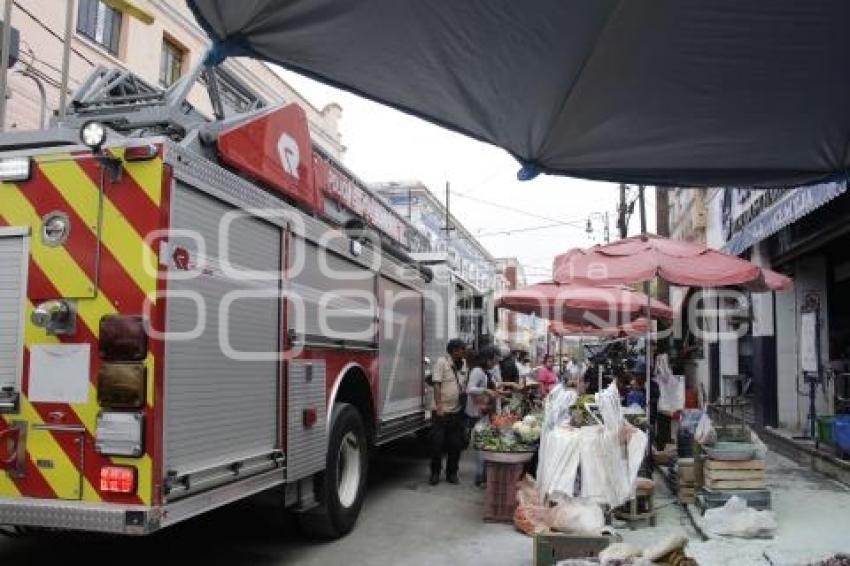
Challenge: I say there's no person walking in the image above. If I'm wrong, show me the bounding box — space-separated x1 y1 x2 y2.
466 347 501 486
430 338 469 485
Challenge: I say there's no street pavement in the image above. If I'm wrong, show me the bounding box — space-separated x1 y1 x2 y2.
0 437 848 565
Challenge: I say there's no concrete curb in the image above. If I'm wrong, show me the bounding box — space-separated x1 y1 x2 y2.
758 427 850 488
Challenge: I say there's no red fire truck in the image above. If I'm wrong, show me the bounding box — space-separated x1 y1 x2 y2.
0 64 436 538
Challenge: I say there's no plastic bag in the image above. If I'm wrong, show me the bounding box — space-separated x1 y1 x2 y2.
749 428 768 460
542 385 577 432
579 425 608 503
545 496 605 535
513 504 549 536
599 543 643 562
694 413 717 445
517 474 540 507
537 426 581 499
657 374 685 413
703 496 777 538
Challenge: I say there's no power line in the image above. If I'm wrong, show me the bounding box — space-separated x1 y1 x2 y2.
13 1 96 67
475 220 584 238
450 189 584 226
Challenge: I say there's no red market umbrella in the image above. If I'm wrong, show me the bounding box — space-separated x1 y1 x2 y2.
549 318 649 338
551 233 792 425
496 281 672 325
552 234 792 291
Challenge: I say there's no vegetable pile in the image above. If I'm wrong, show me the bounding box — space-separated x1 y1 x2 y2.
473 413 541 452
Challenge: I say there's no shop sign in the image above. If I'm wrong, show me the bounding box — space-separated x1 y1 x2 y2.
721 181 847 255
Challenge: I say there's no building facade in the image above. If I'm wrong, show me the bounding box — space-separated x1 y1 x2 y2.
671 183 850 433
373 181 497 292
493 257 540 357
2 0 344 158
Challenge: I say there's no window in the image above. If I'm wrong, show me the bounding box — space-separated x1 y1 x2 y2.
160 37 185 87
77 0 122 55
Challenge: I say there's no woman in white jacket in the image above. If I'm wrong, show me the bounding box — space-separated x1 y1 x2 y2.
466 347 501 486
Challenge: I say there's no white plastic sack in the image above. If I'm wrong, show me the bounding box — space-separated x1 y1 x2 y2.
596 382 623 433
543 385 577 433
703 496 777 538
695 413 717 445
655 353 672 380
546 496 605 536
578 425 608 503
537 427 581 500
657 374 685 413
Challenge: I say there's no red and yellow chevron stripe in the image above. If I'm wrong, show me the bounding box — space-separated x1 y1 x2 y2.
0 148 165 506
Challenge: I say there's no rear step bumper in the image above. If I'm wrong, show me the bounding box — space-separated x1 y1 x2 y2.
0 497 157 535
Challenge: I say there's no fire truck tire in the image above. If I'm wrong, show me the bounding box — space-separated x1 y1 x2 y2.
299 403 368 539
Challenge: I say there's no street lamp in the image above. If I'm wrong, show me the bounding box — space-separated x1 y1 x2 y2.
586 211 611 243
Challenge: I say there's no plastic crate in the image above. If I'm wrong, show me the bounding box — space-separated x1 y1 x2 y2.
835 415 850 453
533 533 617 566
818 415 835 445
483 461 525 522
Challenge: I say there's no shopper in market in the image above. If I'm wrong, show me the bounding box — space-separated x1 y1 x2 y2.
466 346 502 487
430 338 469 485
499 347 520 385
537 354 558 396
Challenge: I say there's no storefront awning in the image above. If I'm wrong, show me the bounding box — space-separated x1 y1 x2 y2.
722 181 847 256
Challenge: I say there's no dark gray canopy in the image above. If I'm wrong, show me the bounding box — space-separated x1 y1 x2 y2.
188 0 850 187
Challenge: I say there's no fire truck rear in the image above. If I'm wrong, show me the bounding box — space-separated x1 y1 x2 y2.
0 64 432 537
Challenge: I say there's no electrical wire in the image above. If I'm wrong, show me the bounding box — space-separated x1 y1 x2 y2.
450 189 587 226
13 1 96 67
475 220 588 238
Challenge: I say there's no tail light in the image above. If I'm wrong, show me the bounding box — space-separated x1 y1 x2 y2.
97 363 146 409
99 315 147 361
100 465 137 494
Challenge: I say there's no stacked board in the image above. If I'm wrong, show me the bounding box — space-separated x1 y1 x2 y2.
703 459 765 490
677 458 697 504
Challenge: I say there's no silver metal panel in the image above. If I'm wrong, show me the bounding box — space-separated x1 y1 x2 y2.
0 232 26 391
286 359 327 480
163 142 428 293
162 467 285 529
164 182 281 476
0 497 153 535
378 277 424 420
288 237 376 341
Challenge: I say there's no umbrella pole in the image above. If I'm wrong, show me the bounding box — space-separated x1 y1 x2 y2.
646 288 652 428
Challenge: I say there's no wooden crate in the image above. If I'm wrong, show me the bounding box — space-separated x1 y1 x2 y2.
678 458 696 484
678 486 696 504
533 533 616 566
483 461 525 522
703 458 765 489
704 459 765 471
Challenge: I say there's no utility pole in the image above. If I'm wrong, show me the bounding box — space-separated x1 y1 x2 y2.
603 211 610 243
0 0 13 131
442 180 454 237
58 0 76 121
638 185 647 234
618 183 628 238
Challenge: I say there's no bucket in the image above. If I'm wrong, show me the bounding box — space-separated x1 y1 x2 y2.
833 415 850 453
817 415 835 445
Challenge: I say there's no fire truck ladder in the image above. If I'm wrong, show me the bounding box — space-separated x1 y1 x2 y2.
61 61 266 140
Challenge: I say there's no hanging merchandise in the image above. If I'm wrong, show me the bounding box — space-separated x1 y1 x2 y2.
658 374 686 414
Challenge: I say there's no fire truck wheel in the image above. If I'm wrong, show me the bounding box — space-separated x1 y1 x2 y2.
299 403 368 539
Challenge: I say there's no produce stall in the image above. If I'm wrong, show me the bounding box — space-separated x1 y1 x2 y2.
473 388 543 522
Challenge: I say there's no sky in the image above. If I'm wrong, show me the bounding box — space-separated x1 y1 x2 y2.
274 68 656 284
